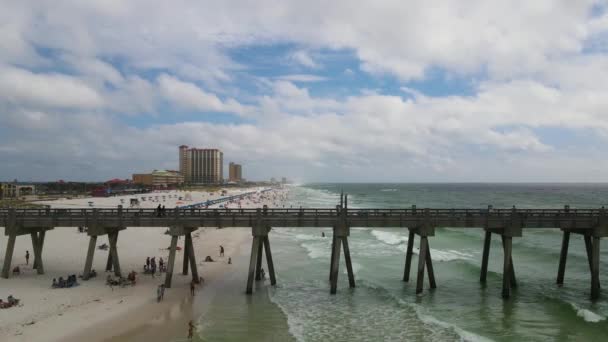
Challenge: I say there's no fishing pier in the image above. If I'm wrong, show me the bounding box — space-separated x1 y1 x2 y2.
1 198 606 300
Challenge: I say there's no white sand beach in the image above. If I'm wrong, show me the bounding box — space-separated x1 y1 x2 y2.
0 187 288 342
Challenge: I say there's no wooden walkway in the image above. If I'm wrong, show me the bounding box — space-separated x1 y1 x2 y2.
1 200 606 299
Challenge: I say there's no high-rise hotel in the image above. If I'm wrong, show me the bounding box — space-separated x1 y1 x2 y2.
179 145 224 184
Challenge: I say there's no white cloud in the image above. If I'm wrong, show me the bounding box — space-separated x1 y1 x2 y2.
158 74 224 111
1 1 608 181
289 50 319 68
276 74 327 82
157 74 251 115
0 65 103 109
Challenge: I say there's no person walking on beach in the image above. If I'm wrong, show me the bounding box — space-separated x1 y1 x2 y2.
146 257 150 269
188 320 194 339
219 245 224 257
25 251 29 265
190 280 195 296
160 284 165 301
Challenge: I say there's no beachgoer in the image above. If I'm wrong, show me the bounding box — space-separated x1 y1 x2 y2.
161 205 166 216
160 284 165 300
228 257 232 264
146 257 150 268
219 245 224 257
188 320 194 339
260 268 266 279
156 204 162 217
159 258 164 272
25 251 29 265
52 278 57 288
322 232 325 237
190 280 195 296
157 285 162 302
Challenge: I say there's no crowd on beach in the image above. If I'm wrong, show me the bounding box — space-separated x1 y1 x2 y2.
0 187 289 340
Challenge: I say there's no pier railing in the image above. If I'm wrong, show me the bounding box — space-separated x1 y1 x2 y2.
0 207 605 229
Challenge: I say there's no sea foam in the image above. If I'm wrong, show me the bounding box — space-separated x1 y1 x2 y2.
570 303 606 323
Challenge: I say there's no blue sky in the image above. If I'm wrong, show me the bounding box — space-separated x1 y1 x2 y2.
1 1 608 182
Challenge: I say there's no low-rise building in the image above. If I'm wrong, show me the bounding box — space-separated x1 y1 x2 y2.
0 182 36 199
132 170 184 187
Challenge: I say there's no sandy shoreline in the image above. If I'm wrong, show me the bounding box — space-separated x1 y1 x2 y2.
0 187 287 342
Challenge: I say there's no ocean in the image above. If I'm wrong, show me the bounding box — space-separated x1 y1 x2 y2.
193 183 608 341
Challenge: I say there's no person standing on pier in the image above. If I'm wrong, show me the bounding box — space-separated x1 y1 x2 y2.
25 251 29 265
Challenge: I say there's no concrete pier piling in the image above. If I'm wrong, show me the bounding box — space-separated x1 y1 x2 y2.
164 226 200 288
246 207 277 294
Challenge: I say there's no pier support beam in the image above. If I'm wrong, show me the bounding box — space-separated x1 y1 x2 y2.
556 231 570 286
186 232 200 283
1 234 16 279
255 237 263 281
343 236 356 289
246 236 260 294
108 231 122 277
330 235 342 294
480 231 491 283
30 231 46 274
403 230 415 282
416 236 429 294
83 235 98 280
327 224 355 294
404 214 436 295
246 218 277 294
591 237 600 300
502 236 514 298
164 235 179 288
555 229 603 300
501 236 517 288
329 236 336 281
182 235 190 275
164 227 199 288
263 236 276 286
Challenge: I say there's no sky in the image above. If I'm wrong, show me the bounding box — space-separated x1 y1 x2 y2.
1 0 608 183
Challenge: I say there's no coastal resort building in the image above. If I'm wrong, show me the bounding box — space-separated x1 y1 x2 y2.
0 182 36 199
132 170 184 188
179 145 224 184
228 162 243 183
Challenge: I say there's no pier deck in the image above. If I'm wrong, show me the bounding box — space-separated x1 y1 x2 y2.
1 204 606 299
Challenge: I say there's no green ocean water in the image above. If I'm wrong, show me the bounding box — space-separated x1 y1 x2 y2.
195 184 608 341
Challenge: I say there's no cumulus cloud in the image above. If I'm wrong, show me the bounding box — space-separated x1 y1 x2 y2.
0 65 104 109
289 50 319 69
1 1 608 181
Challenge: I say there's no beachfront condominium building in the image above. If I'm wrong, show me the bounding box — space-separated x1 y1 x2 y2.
132 170 184 187
228 162 243 183
179 146 224 184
